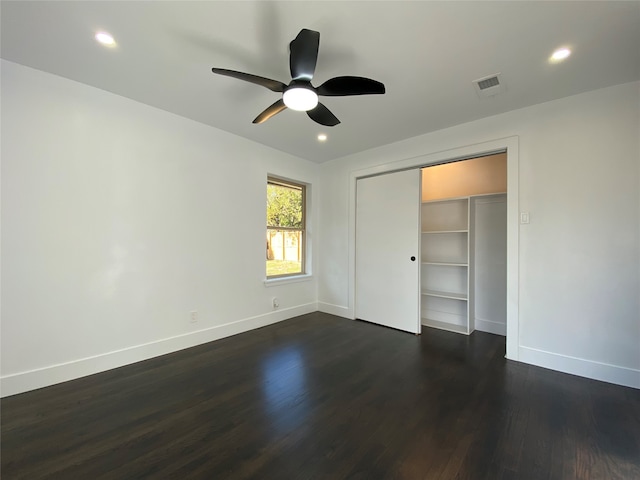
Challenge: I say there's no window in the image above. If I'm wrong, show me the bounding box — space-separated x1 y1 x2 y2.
266 177 305 278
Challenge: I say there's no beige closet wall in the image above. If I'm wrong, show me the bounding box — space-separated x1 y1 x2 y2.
421 153 507 201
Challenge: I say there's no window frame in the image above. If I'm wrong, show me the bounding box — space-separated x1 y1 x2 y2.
266 176 306 279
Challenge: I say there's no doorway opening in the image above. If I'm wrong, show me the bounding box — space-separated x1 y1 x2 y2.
420 153 507 336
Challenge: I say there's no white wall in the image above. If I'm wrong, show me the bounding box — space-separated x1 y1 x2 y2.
2 59 638 395
319 81 640 388
0 60 319 396
472 194 507 336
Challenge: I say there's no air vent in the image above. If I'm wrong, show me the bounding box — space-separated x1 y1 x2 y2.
473 73 506 98
477 76 499 90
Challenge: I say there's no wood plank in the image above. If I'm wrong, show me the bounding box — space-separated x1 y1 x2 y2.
2 312 639 479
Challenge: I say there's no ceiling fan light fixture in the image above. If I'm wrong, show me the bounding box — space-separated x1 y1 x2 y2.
283 86 318 111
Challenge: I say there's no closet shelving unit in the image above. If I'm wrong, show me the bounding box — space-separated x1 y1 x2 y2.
420 197 472 334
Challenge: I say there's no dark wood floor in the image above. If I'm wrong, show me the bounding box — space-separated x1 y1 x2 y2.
2 312 639 479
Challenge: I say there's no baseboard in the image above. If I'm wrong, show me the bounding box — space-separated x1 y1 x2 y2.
0 303 318 398
474 317 506 336
317 302 352 319
519 346 640 389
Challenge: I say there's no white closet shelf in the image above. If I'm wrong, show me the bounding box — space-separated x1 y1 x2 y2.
421 261 468 267
421 290 467 301
421 318 469 335
421 196 471 204
421 195 471 336
421 193 506 205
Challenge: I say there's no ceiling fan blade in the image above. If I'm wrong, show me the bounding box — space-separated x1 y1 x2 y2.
253 99 287 124
317 76 386 96
289 29 320 81
211 68 286 93
307 103 340 127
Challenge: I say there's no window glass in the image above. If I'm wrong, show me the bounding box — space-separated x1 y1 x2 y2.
267 178 305 277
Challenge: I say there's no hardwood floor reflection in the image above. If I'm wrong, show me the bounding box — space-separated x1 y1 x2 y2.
2 312 639 479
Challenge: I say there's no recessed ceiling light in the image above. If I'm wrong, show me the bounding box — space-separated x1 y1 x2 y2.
317 134 327 142
550 47 571 63
95 31 116 47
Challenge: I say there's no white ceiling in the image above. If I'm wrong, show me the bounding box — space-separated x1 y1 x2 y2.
2 1 639 163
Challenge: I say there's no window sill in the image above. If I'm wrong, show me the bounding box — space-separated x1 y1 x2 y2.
264 274 313 287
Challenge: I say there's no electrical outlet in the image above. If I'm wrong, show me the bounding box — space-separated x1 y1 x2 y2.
272 297 279 309
189 311 198 323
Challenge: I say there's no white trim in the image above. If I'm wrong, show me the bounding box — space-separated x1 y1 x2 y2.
474 317 506 336
348 137 519 357
505 139 519 360
263 274 313 287
0 303 317 398
317 302 352 319
518 346 640 389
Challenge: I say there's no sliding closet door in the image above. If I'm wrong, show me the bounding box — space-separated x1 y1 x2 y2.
355 169 421 334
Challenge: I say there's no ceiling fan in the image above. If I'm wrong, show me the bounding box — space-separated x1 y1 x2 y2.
211 28 386 127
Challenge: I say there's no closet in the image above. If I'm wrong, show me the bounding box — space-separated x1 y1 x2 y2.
420 153 507 335
354 153 507 337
